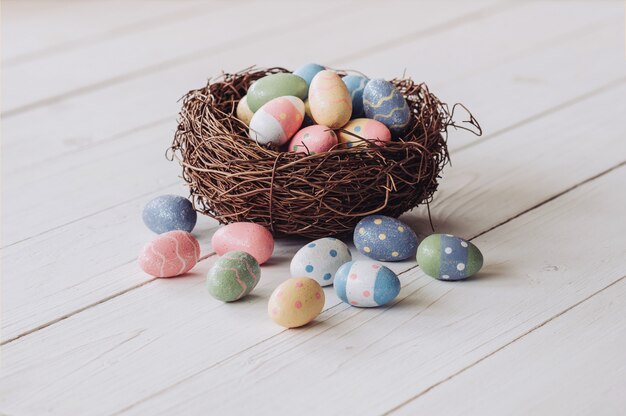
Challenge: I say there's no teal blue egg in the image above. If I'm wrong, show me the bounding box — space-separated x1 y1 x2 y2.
293 63 325 98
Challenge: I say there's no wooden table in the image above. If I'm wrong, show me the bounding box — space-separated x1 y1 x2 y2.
2 1 625 414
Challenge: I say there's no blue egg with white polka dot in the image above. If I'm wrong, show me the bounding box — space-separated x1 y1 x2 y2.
143 194 197 234
342 75 369 118
353 215 419 261
290 237 352 286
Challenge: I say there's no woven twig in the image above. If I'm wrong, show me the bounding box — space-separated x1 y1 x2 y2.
169 67 478 238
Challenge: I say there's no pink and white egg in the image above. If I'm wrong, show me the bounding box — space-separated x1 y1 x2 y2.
249 96 304 146
138 230 200 278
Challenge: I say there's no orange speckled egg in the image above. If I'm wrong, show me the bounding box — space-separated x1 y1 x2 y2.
338 118 392 148
308 70 352 129
268 277 325 328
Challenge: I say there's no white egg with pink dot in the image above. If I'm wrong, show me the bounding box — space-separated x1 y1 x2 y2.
334 260 400 307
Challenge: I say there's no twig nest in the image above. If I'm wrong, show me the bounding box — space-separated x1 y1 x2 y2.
170 67 462 238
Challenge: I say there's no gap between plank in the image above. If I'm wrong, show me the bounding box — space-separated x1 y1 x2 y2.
2 76 624 345
2 2 236 67
113 159 626 414
383 272 626 415
1 1 512 118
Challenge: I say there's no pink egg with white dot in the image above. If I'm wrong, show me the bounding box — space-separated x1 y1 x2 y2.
138 230 200 278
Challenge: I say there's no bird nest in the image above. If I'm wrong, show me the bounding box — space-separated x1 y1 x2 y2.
168 67 479 238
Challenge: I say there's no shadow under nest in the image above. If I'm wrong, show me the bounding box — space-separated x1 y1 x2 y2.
169 67 480 239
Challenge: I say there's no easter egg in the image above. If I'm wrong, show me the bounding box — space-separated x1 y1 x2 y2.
288 125 338 154
416 234 483 281
236 95 254 126
354 215 419 261
206 251 261 302
363 79 411 136
142 194 197 234
249 96 305 146
268 277 325 328
138 230 200 278
338 118 391 148
334 260 400 307
290 237 352 286
293 63 325 97
211 222 274 265
342 75 369 118
308 70 352 129
247 73 308 112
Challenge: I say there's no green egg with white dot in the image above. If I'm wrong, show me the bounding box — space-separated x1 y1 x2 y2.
290 238 352 286
416 234 483 281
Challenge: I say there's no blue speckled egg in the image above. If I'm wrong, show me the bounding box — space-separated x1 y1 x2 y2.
142 195 197 234
363 79 411 136
353 215 418 261
334 260 400 307
293 63 325 98
342 75 369 118
290 237 352 286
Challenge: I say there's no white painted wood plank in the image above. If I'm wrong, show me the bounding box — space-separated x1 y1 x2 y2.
6 0 615 170
1 82 624 415
2 2 623 342
116 152 626 416
1 0 211 64
392 277 626 415
1 0 500 115
3 2 620 244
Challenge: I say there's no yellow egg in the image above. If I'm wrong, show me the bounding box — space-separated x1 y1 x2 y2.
268 277 325 328
236 95 254 126
308 70 352 128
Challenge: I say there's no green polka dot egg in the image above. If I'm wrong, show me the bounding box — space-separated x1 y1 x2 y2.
416 234 483 281
206 251 261 302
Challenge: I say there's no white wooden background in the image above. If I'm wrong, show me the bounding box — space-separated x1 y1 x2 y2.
2 0 626 414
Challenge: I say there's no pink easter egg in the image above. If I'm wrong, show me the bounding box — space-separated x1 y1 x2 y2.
338 118 392 148
248 96 305 146
288 125 338 154
138 230 200 278
211 222 274 265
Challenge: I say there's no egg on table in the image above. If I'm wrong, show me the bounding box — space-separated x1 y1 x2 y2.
268 277 325 328
142 194 197 234
334 260 401 307
354 215 419 261
249 96 304 146
363 79 411 136
247 73 308 112
342 75 369 118
337 118 391 148
308 70 352 129
138 230 200 278
211 222 274 265
288 125 337 154
206 251 261 302
290 237 352 286
416 234 483 281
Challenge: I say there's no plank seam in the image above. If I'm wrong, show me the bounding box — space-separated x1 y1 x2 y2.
383 272 626 415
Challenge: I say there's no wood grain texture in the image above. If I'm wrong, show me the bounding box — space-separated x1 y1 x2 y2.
2 0 623 345
2 1 625 414
1 78 624 416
